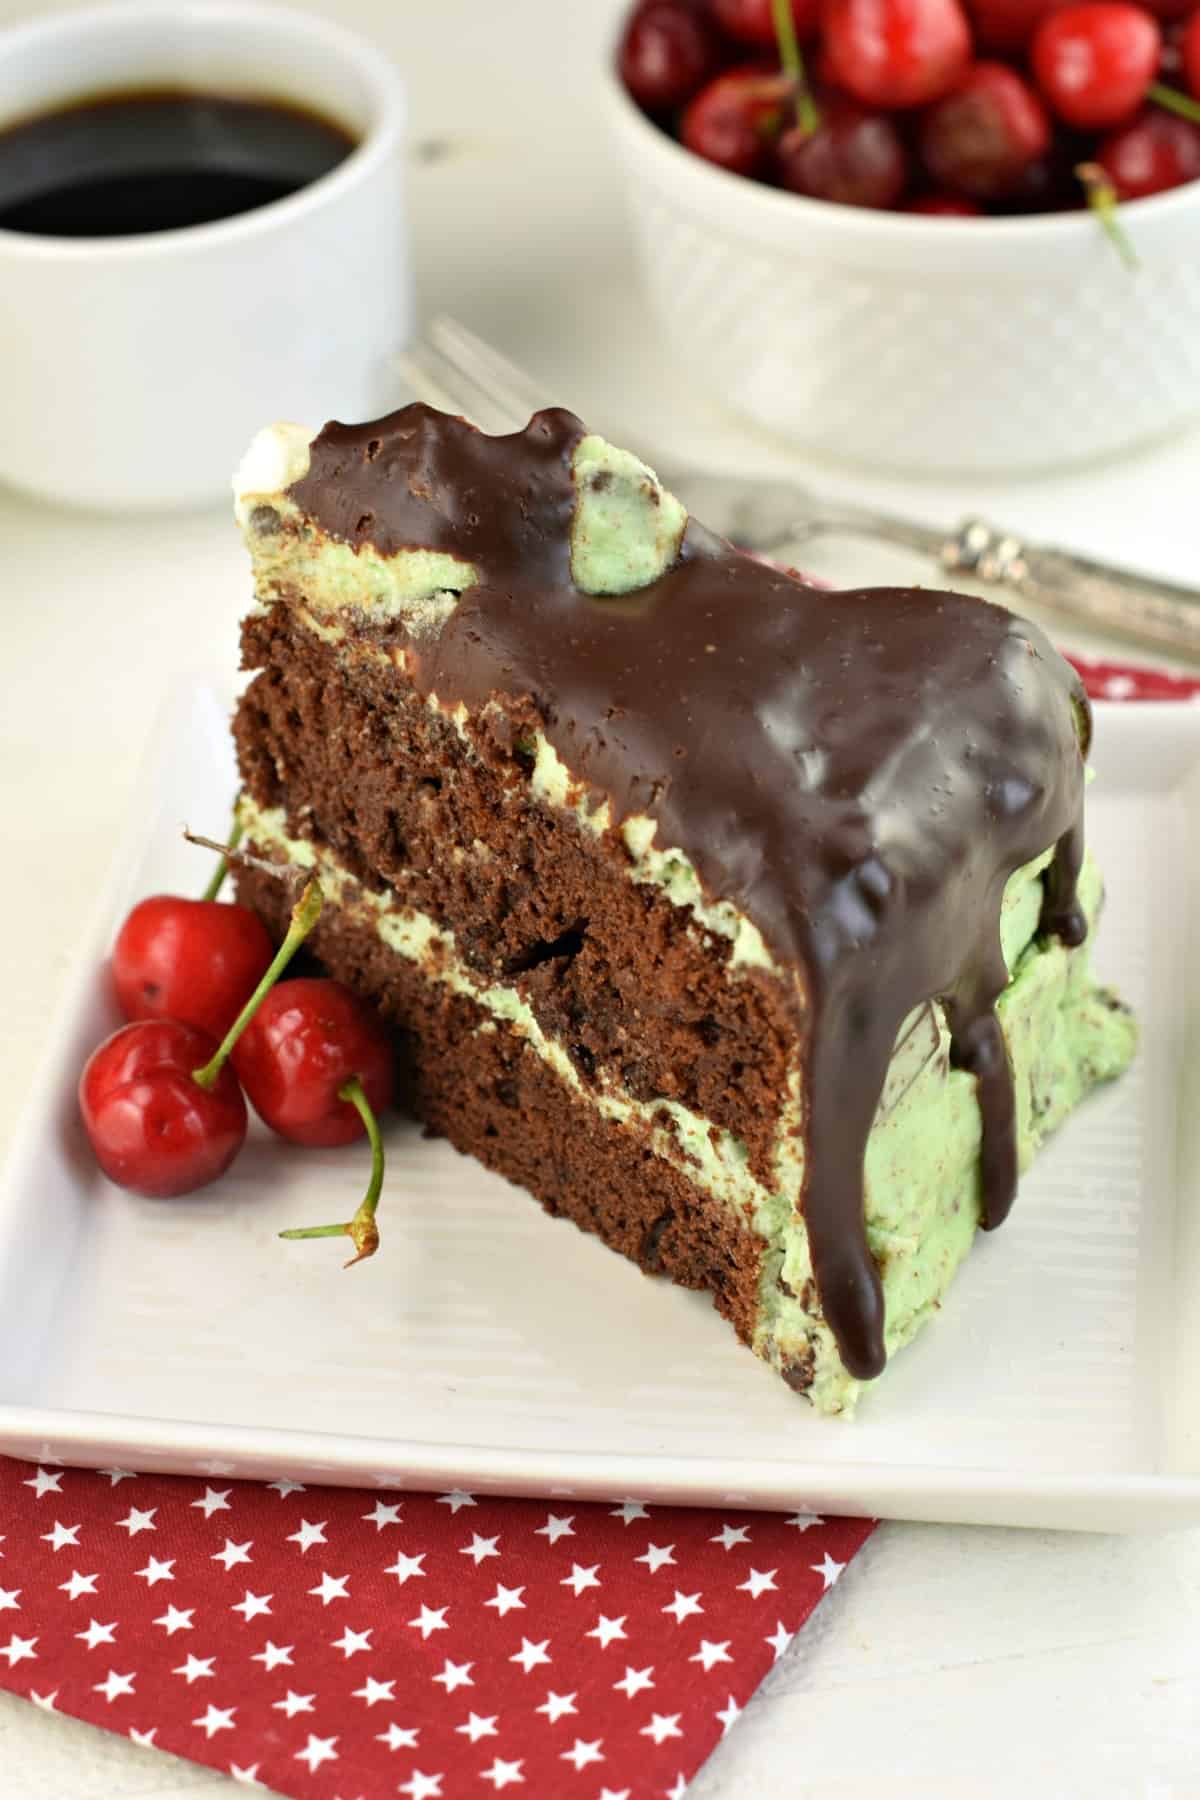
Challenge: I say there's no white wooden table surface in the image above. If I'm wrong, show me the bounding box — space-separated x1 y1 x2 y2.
2 0 1198 1794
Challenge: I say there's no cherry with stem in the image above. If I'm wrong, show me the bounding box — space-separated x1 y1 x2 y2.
191 878 324 1089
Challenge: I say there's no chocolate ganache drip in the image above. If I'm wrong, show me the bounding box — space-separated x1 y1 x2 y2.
290 406 1090 1382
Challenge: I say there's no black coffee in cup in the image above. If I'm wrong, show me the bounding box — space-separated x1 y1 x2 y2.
0 90 357 236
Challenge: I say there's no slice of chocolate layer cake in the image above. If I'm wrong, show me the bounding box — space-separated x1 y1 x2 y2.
229 405 1135 1416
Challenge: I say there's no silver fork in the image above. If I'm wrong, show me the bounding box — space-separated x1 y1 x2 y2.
397 314 1200 665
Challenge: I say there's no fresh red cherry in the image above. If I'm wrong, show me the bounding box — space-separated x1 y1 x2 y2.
618 1 724 110
1097 103 1200 191
777 98 909 203
79 1019 247 1199
712 0 821 42
1032 2 1161 126
903 189 985 207
823 0 973 108
112 896 274 1041
681 66 796 173
232 977 393 1149
920 62 1052 196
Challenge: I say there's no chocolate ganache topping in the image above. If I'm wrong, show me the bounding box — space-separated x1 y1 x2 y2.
289 406 1090 1381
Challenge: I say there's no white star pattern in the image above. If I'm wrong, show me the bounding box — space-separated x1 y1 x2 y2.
456 1710 499 1740
811 1552 846 1590
286 1520 327 1553
362 1501 402 1529
432 1658 474 1693
93 1669 136 1703
586 1614 628 1648
710 1524 751 1550
211 1539 253 1571
173 1655 215 1684
737 1568 779 1599
231 1590 273 1621
191 1487 231 1518
40 1521 80 1552
536 1690 578 1721
716 1695 743 1735
308 1571 350 1605
510 1637 552 1673
377 1722 421 1750
272 1689 315 1718
352 1675 395 1706
534 1514 575 1543
436 1490 476 1513
23 1468 63 1499
153 1605 194 1636
58 1571 99 1600
461 1533 501 1565
666 1774 689 1800
385 1550 427 1584
484 1583 525 1617
128 1725 158 1747
294 1734 338 1772
481 1756 525 1789
561 1563 601 1595
409 1604 450 1639
634 1544 676 1573
134 1556 175 1587
193 1704 236 1738
97 1469 136 1485
398 1773 443 1799
561 1738 604 1770
0 1452 867 1796
115 1506 156 1537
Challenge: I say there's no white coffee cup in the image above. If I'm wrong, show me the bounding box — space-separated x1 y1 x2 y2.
0 1 410 510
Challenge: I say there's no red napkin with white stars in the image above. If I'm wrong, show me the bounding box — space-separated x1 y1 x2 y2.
0 1458 873 1797
0 652 1187 1798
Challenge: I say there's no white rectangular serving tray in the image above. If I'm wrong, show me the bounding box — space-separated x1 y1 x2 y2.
2 680 1198 1531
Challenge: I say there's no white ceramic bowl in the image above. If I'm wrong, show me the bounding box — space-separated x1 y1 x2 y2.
602 62 1200 476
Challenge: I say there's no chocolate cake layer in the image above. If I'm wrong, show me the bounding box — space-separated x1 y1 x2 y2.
235 607 796 1189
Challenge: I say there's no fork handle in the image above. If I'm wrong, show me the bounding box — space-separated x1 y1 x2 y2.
941 517 1200 664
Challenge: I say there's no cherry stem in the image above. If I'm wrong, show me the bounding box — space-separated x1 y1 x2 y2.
1147 81 1200 127
277 1076 385 1268
772 0 819 135
200 812 244 904
191 877 324 1090
1076 162 1139 272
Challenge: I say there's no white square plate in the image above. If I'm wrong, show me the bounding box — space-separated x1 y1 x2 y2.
1 680 1197 1531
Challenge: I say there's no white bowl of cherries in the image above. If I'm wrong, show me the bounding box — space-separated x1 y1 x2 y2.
604 0 1200 473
